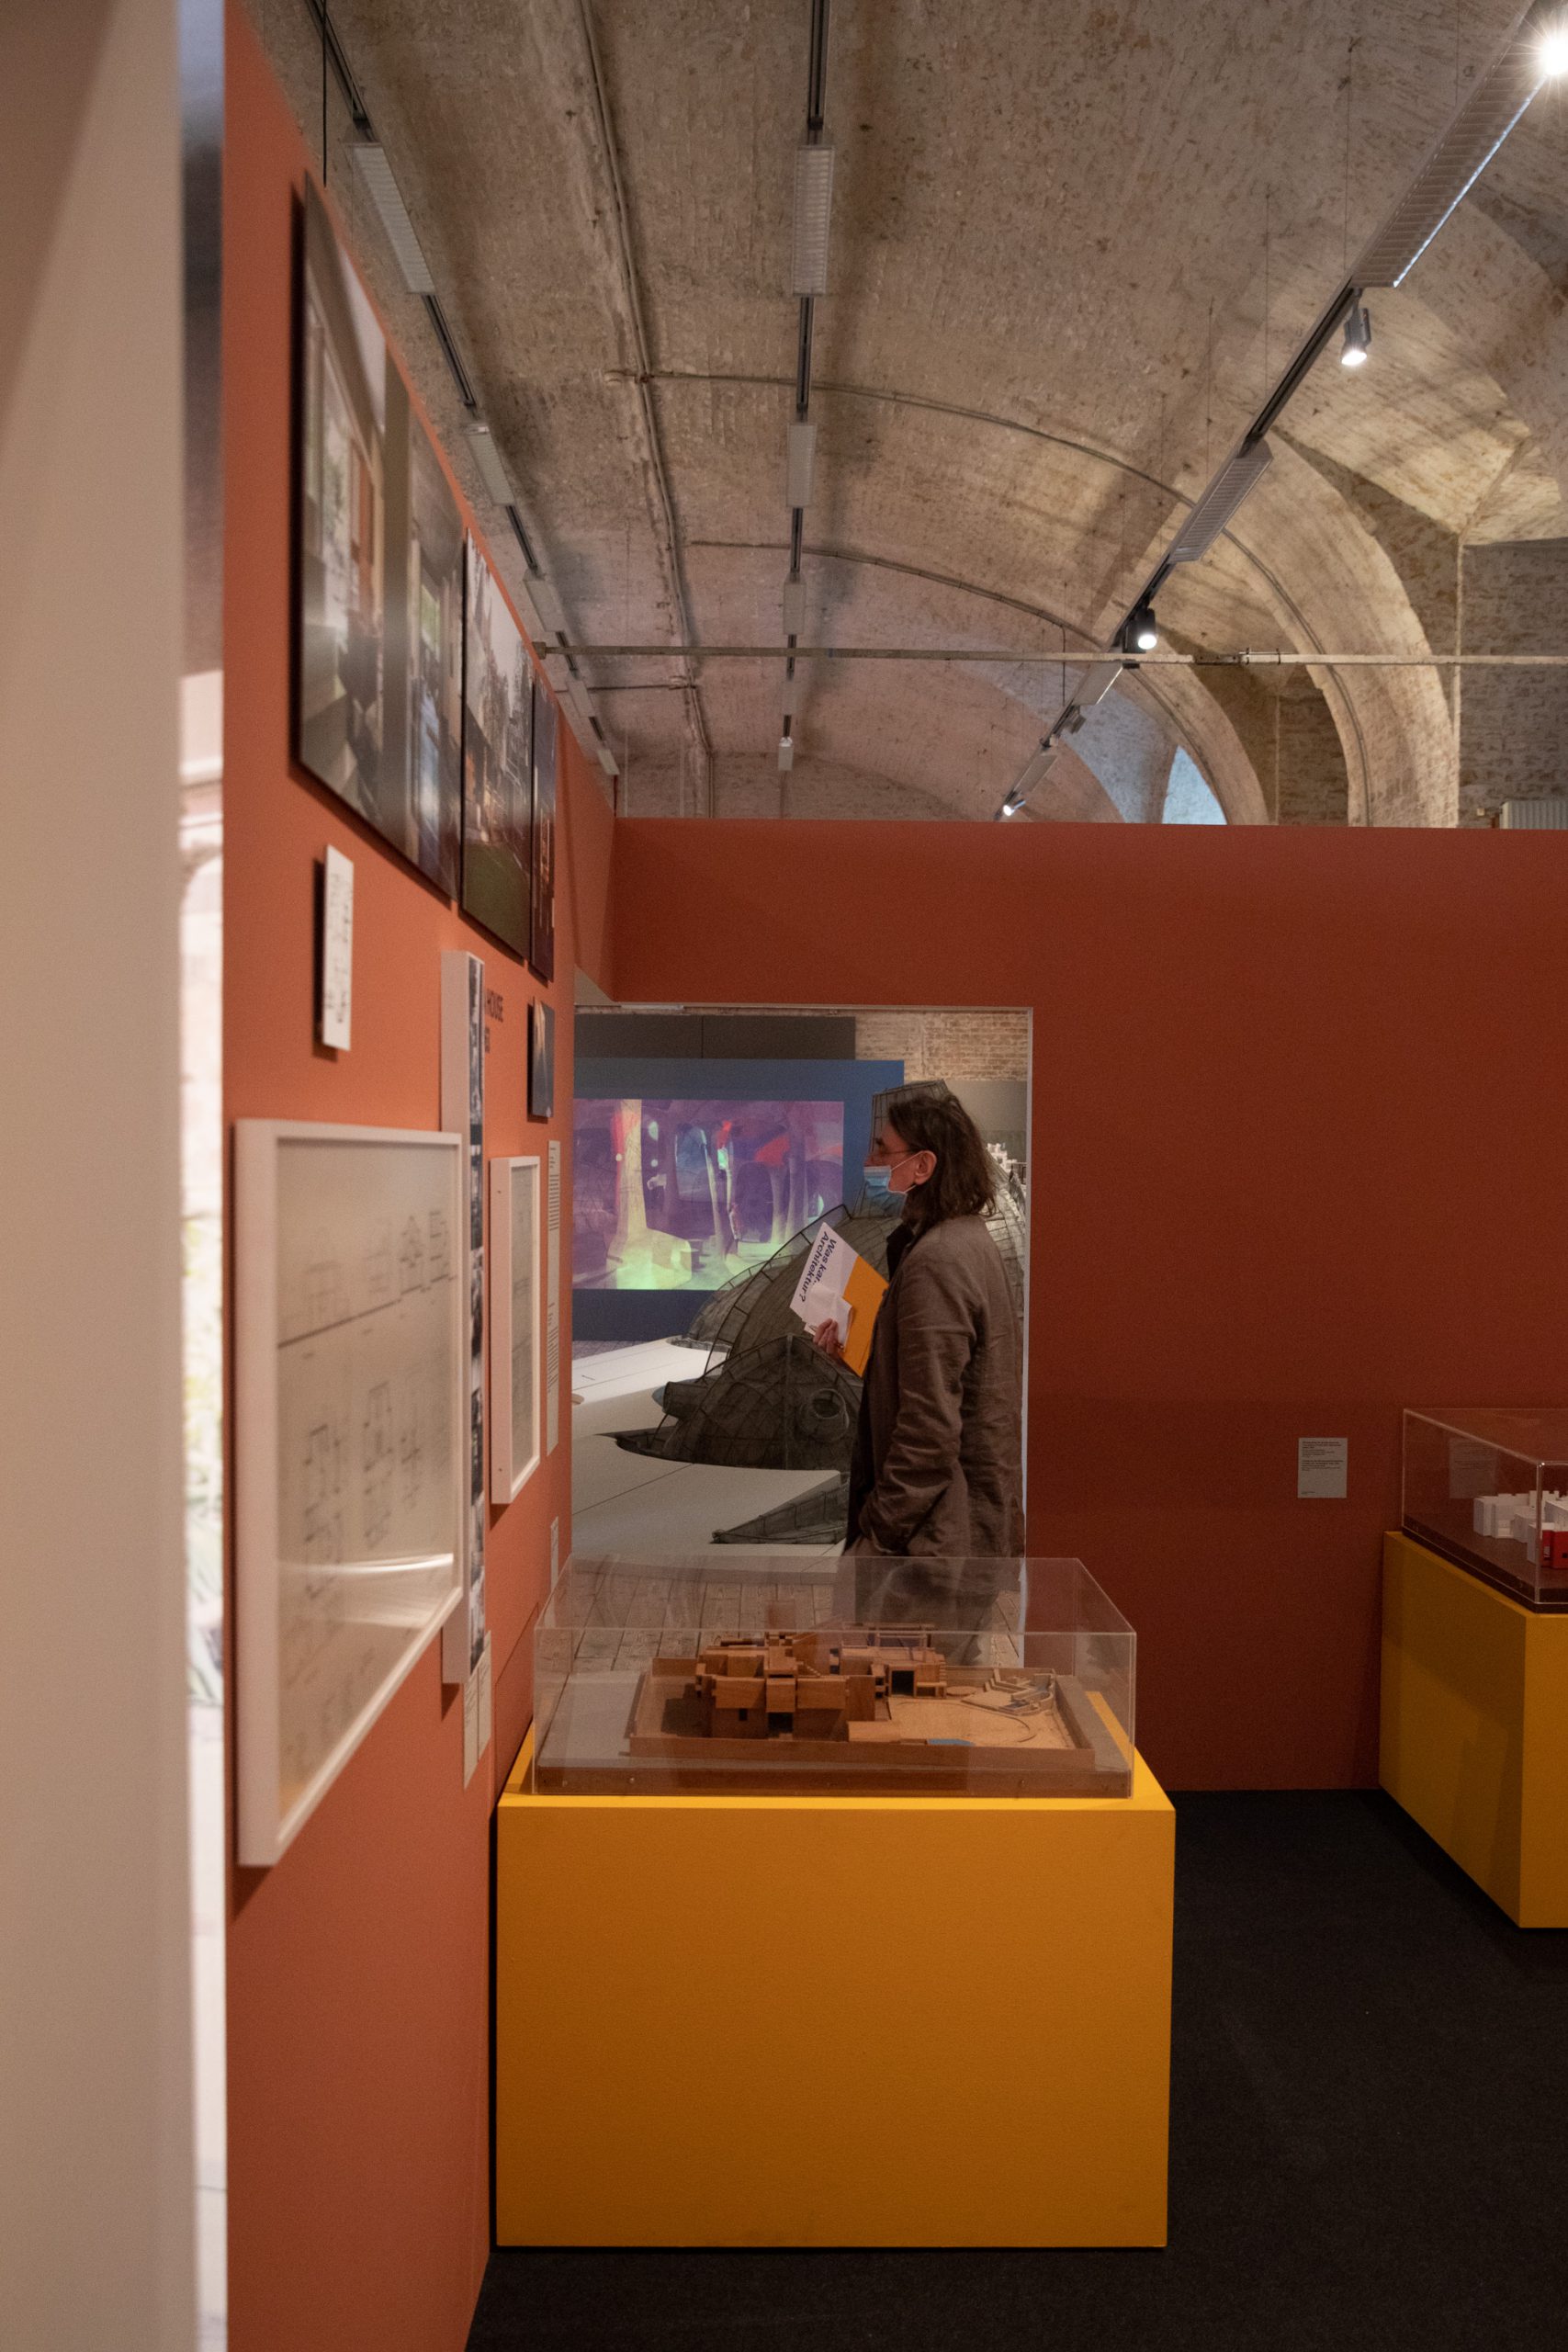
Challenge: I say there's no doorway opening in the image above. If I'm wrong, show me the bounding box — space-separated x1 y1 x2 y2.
569 1001 1030 1559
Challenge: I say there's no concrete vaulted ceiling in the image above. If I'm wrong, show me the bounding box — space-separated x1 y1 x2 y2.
254 0 1568 823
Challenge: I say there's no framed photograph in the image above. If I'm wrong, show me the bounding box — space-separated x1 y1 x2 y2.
489 1157 542 1503
530 686 557 982
396 393 464 892
296 182 461 893
234 1120 465 1866
530 998 556 1120
462 540 533 956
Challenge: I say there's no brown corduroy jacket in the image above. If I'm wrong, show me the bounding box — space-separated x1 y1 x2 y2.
844 1212 1023 1559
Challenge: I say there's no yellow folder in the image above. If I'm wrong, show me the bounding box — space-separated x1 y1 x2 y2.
841 1256 888 1378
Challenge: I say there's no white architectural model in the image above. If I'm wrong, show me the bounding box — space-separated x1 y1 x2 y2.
1472 1490 1568 1564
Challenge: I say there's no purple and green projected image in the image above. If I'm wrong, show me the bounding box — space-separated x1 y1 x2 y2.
573 1099 845 1294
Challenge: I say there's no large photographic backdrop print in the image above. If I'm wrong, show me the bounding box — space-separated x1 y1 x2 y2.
572 1097 845 1295
462 543 534 958
297 182 461 894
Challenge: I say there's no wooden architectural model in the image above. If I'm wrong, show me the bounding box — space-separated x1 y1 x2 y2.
692 1627 950 1740
606 1622 1130 1795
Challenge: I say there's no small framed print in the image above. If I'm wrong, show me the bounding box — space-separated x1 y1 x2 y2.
529 999 555 1119
489 1157 541 1504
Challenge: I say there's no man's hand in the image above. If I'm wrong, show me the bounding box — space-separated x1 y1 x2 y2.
810 1317 845 1362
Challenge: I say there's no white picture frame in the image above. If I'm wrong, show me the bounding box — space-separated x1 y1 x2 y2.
235 1119 465 1867
440 948 487 1687
490 1155 542 1503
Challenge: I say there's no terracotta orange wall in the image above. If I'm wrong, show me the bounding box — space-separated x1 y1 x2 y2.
611 817 1568 1790
221 15 612 2352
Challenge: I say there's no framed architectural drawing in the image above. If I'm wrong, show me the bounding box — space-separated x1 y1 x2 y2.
489 1157 541 1504
234 1120 464 1866
461 541 533 956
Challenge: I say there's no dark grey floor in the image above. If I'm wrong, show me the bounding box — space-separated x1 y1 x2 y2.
468 1792 1568 2352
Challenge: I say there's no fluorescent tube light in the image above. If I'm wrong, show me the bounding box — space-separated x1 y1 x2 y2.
1168 440 1273 562
596 740 619 777
782 576 806 637
1074 659 1123 709
778 734 795 773
1353 36 1548 287
1008 745 1057 808
542 650 573 693
787 421 818 509
462 422 514 508
525 574 566 637
513 582 546 642
792 142 836 296
351 144 435 294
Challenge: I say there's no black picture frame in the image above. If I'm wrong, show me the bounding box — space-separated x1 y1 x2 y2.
529 999 556 1121
460 538 533 957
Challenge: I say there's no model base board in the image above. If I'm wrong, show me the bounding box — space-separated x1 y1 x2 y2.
532 1624 1129 1797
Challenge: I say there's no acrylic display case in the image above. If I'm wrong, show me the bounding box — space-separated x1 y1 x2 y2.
532 1554 1135 1797
1402 1408 1568 1610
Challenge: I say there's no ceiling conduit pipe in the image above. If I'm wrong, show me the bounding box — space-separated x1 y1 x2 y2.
780 0 833 776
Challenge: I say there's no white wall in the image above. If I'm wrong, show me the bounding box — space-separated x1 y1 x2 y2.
0 5 195 2346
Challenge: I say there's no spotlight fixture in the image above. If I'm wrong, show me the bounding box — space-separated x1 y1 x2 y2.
1126 603 1159 654
1340 301 1372 368
1542 25 1568 77
999 744 1057 820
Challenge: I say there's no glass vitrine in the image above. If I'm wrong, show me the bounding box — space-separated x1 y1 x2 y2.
532 1554 1135 1797
1403 1408 1568 1609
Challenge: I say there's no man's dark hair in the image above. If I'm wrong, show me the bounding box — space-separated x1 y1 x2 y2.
881 1084 996 1229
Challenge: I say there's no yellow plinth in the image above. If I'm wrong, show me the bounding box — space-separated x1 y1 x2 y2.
1382 1531 1568 1927
496 1735 1173 2246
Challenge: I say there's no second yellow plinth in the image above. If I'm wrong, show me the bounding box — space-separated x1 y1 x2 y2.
1382 1530 1568 1927
496 1736 1173 2246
